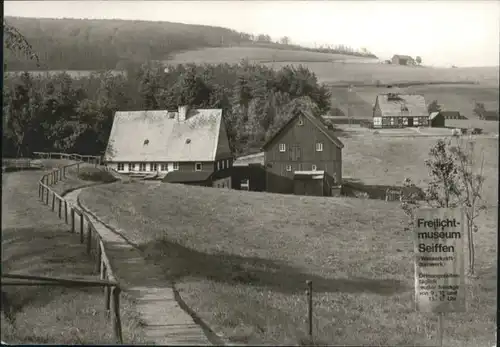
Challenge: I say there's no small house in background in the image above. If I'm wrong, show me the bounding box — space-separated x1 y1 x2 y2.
373 93 428 128
231 152 266 192
261 109 344 197
428 112 446 127
439 111 465 120
479 110 499 121
391 54 414 66
104 106 233 187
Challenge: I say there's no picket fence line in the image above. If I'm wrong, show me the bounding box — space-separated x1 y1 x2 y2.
4 152 123 344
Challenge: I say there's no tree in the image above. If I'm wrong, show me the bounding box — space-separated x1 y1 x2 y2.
415 56 422 65
401 138 486 276
279 36 291 45
3 21 41 68
473 102 486 118
427 100 442 114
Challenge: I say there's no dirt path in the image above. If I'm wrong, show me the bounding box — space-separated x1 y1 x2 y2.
64 188 213 345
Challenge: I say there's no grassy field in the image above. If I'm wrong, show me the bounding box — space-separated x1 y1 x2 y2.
166 46 374 65
80 166 497 346
339 134 498 206
1 167 145 344
48 165 118 196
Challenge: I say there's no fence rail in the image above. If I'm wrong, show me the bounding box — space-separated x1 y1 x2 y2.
2 152 122 344
33 152 102 166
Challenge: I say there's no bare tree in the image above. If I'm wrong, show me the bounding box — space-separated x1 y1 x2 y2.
401 138 487 276
449 137 487 275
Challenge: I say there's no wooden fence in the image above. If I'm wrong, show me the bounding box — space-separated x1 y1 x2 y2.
2 153 122 343
33 152 102 166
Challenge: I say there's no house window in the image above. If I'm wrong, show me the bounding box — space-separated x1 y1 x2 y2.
316 143 323 152
217 161 221 170
279 143 286 152
195 163 202 171
150 163 158 171
173 162 179 170
128 163 135 171
403 117 408 125
117 163 125 171
241 179 249 190
160 163 167 171
286 165 292 172
139 163 146 171
222 160 225 169
298 117 304 126
312 164 317 171
226 159 229 168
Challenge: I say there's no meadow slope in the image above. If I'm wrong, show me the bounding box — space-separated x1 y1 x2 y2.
1 166 144 344
80 180 496 346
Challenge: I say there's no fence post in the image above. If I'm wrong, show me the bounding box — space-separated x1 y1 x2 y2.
86 223 92 255
39 184 42 200
95 241 102 273
51 192 56 211
45 187 49 205
80 213 84 244
104 267 111 316
58 197 62 218
63 166 66 178
306 280 313 342
112 286 124 344
64 200 68 224
71 208 75 232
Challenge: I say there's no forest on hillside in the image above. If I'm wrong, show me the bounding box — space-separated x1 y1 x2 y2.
4 17 377 71
3 62 331 158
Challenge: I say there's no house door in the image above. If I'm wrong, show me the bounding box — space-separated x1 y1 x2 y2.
407 117 414 127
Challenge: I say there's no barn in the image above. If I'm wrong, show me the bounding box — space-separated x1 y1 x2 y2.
373 93 428 128
391 54 414 66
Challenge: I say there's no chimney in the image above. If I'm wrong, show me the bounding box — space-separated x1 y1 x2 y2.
178 105 189 122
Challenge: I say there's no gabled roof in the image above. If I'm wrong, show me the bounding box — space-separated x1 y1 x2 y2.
261 110 344 151
233 152 265 167
105 109 223 162
429 112 440 120
375 94 427 118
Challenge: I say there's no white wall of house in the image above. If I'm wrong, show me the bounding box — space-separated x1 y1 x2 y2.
110 162 179 174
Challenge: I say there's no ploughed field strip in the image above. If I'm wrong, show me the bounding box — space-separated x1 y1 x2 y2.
63 189 212 346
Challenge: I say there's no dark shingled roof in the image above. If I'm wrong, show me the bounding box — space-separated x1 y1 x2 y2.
163 171 213 183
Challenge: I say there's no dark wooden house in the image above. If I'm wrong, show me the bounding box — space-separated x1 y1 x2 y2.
428 112 446 127
261 110 344 196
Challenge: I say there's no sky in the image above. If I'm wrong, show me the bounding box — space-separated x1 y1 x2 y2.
4 1 500 67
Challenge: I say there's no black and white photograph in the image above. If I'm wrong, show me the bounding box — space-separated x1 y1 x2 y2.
2 1 499 346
